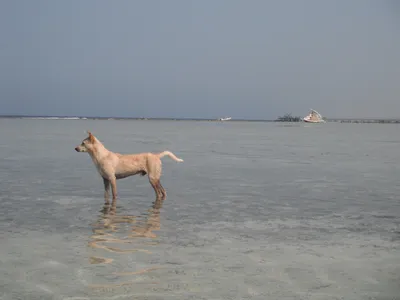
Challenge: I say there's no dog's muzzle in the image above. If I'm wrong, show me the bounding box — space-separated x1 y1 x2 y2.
75 147 80 152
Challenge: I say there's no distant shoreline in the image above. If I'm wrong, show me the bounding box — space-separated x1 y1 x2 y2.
1 115 400 124
0 115 270 122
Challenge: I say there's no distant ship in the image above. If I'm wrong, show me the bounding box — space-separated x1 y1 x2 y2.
303 109 325 123
218 117 232 121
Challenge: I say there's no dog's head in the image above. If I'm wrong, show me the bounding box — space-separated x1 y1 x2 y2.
75 131 96 153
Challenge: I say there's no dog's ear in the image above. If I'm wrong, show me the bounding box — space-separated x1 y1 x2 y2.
87 130 95 143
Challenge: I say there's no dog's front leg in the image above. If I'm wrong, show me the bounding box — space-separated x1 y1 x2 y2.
110 177 118 200
103 178 110 203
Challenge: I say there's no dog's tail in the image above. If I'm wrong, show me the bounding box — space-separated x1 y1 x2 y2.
158 151 184 162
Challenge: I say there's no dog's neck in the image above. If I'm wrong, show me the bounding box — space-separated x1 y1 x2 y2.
87 139 110 163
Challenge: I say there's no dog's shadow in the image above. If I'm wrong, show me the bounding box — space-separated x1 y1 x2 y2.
88 198 164 264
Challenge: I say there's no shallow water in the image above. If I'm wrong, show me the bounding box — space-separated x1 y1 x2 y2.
0 119 399 300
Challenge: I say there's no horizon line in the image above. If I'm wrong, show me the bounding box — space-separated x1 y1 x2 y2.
1 114 400 122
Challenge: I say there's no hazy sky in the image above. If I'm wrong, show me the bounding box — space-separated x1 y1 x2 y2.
0 0 399 119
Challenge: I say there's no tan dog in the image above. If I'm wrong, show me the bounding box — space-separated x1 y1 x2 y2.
75 131 183 201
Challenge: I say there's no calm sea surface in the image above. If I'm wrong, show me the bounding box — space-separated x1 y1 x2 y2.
0 119 399 300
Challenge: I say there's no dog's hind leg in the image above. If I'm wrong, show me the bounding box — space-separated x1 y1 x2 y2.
157 181 166 200
149 177 165 200
149 177 160 199
103 178 110 203
147 158 165 199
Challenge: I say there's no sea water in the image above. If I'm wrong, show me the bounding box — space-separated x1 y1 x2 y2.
0 119 399 299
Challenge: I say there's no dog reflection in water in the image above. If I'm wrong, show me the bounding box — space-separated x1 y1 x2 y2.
88 199 164 289
89 198 164 261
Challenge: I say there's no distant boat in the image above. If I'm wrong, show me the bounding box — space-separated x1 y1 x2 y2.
303 109 325 123
218 117 232 121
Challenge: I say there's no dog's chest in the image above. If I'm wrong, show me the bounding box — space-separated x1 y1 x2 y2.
91 159 110 177
95 164 107 177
